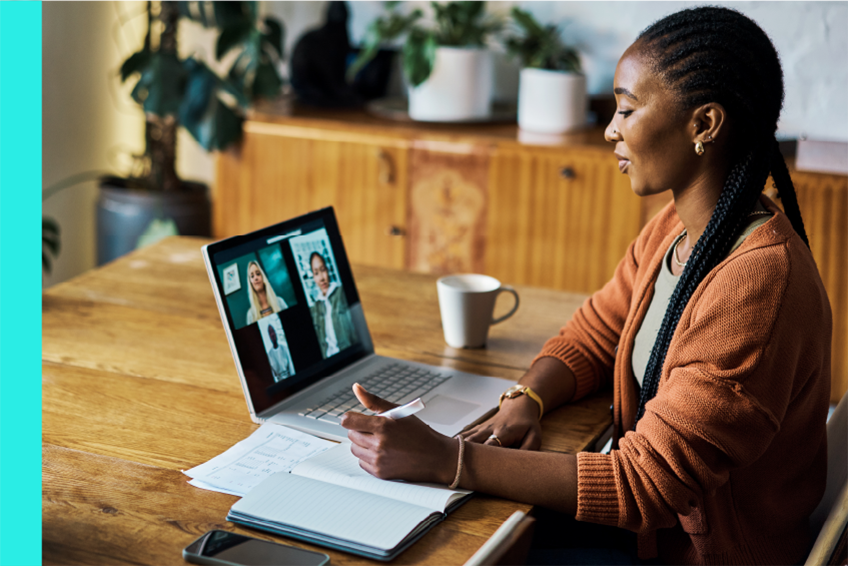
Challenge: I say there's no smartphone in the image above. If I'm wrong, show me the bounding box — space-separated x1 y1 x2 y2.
182 530 330 566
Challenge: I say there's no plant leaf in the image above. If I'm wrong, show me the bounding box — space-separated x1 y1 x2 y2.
348 10 422 82
252 59 282 100
262 17 284 59
213 1 251 28
504 8 581 72
181 58 217 124
132 52 187 116
347 21 385 82
403 28 437 87
120 47 151 82
42 217 61 260
181 85 244 152
43 217 60 274
216 20 253 61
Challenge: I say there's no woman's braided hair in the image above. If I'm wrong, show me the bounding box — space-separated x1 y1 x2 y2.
633 6 810 425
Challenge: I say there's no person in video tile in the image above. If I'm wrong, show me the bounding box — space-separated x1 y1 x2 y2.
265 324 293 382
309 252 357 358
246 260 286 326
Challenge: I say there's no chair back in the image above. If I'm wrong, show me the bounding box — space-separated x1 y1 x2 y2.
463 511 536 566
805 391 848 565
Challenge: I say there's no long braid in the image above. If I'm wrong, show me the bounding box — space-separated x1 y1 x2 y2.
632 7 807 426
770 140 810 248
636 152 768 421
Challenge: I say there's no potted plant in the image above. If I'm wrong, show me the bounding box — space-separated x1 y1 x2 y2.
100 1 284 264
504 7 585 134
349 1 502 122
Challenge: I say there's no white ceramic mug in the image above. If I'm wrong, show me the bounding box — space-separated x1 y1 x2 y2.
436 274 520 348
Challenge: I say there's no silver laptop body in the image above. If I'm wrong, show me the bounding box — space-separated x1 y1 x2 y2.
203 207 512 442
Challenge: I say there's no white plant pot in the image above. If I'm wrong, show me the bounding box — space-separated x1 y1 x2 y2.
408 47 493 122
518 68 587 134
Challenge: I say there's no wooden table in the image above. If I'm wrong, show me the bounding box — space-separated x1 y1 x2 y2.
42 236 613 565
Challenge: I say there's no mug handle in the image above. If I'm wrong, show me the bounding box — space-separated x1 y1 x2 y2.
491 286 520 325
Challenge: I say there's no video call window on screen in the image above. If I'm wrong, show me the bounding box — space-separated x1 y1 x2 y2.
257 316 295 382
290 227 360 359
218 245 298 331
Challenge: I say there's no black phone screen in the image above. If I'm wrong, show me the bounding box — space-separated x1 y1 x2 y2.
183 530 329 566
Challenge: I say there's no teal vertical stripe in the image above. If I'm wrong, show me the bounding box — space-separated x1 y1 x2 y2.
0 2 43 565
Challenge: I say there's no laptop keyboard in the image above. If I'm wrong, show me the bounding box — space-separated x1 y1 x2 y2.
298 363 450 424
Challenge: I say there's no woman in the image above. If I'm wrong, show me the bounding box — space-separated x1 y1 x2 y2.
341 7 832 565
309 252 357 358
245 260 285 326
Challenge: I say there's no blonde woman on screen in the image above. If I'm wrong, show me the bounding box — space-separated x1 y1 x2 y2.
246 261 286 325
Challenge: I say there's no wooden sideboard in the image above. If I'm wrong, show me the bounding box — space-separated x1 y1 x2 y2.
215 99 847 403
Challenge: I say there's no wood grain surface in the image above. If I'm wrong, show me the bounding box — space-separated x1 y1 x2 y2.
42 237 611 565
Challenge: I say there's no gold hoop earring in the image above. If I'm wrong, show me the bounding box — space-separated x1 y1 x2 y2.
695 141 705 156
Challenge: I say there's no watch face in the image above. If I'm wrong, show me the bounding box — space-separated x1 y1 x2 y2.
505 384 524 397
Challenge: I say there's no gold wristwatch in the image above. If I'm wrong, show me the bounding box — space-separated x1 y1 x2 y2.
499 385 544 420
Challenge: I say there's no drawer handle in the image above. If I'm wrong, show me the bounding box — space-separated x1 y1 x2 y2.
377 150 396 184
387 225 406 237
560 167 576 180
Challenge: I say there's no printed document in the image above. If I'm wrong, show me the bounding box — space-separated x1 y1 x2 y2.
183 423 335 496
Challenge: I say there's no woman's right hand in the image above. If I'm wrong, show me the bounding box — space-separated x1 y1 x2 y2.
460 394 543 450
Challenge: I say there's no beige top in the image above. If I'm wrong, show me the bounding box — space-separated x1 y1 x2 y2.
632 210 773 387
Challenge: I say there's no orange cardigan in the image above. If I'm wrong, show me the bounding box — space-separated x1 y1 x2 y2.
537 198 832 564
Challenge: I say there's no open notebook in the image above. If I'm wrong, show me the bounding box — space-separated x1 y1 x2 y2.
227 444 472 561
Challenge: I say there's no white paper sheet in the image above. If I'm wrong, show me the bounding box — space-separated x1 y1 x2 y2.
292 444 471 510
183 423 335 496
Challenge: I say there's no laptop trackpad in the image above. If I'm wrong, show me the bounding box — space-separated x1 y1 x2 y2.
418 395 479 425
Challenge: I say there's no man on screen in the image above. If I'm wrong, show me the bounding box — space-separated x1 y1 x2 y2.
266 325 292 382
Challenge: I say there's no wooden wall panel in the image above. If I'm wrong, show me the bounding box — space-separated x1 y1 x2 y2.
486 146 642 294
791 171 848 403
214 127 408 270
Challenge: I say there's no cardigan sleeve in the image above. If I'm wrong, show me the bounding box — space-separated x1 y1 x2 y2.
575 237 831 535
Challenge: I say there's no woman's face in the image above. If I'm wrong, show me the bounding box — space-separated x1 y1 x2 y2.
311 255 330 295
604 45 698 197
248 263 265 293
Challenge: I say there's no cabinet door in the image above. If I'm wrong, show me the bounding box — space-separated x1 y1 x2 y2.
215 125 408 270
780 170 848 403
486 146 642 294
406 141 490 274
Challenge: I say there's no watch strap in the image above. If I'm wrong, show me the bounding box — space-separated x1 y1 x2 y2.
499 385 544 420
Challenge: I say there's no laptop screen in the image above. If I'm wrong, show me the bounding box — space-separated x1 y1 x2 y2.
205 208 370 415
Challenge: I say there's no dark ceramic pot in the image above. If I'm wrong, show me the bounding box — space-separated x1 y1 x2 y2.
96 176 211 265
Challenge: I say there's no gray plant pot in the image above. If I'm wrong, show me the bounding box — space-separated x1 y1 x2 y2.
96 176 211 265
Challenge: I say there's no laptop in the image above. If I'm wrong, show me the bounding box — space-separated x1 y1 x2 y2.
202 207 514 442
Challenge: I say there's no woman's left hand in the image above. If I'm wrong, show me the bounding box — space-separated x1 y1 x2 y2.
340 384 457 484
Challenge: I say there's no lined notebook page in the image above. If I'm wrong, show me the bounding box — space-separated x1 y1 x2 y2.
291 444 471 511
231 473 434 551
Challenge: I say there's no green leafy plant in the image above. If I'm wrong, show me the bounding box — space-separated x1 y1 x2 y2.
503 7 581 72
42 217 60 275
120 1 284 191
348 2 502 88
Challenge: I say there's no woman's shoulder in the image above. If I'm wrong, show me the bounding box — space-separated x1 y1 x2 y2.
692 211 829 326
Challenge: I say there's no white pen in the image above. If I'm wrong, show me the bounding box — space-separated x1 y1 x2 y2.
378 397 425 420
